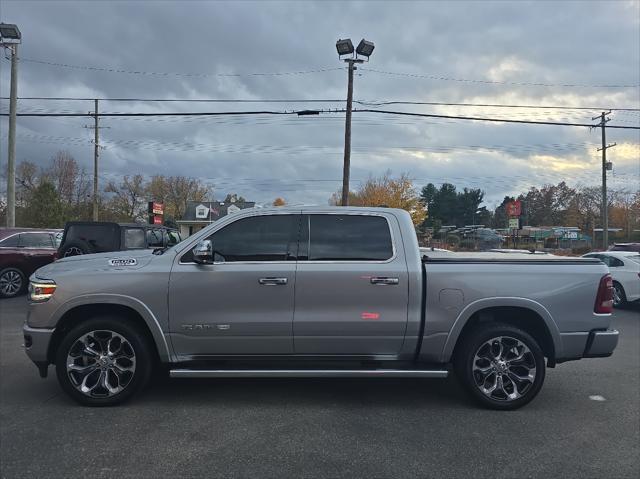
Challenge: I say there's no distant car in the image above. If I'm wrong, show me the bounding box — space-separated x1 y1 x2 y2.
57 222 181 258
582 251 640 307
0 228 60 298
472 228 504 250
608 243 640 252
489 249 552 255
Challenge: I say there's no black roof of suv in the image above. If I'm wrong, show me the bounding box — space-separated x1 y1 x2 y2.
58 221 181 258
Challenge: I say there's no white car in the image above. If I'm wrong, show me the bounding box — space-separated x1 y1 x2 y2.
583 251 640 307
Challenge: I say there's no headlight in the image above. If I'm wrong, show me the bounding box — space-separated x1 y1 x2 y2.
29 280 57 302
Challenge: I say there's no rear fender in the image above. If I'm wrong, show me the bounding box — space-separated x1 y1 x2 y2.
440 297 562 363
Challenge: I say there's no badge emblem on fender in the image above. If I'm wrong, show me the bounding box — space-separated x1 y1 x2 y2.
108 258 138 267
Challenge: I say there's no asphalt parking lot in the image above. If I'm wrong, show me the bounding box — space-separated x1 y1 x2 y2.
1 297 638 479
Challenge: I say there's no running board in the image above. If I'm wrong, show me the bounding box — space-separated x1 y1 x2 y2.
169 369 449 378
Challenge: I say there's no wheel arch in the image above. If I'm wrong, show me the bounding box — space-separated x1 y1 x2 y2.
47 296 172 364
442 298 561 366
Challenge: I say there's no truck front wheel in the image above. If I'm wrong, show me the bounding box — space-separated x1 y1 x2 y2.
455 323 546 410
55 317 153 406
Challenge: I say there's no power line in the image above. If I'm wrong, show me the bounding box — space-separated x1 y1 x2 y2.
4 108 639 129
10 55 639 89
359 67 640 89
3 96 638 112
353 109 640 130
14 57 344 77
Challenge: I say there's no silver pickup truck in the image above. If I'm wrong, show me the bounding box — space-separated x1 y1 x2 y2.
23 207 619 409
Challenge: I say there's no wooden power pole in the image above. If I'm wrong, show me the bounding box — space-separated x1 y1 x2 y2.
341 58 363 206
592 111 616 249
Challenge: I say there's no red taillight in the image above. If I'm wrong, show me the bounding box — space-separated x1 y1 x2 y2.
594 274 614 314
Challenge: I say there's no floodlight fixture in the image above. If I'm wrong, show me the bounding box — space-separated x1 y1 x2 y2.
0 23 21 44
355 38 374 58
336 38 354 57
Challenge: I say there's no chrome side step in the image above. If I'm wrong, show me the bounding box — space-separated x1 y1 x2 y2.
169 369 448 378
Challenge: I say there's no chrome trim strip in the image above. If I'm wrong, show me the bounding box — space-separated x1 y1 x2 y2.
170 369 449 378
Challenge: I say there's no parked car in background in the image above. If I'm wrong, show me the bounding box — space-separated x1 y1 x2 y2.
608 243 640 252
0 228 60 298
57 222 181 258
583 251 640 307
489 249 553 255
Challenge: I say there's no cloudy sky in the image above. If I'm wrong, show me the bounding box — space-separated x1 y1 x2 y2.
1 0 639 207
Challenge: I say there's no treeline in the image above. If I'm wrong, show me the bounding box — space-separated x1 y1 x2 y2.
3 153 639 239
422 181 640 238
0 151 212 228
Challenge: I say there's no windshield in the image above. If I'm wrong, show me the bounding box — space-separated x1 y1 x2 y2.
626 255 640 265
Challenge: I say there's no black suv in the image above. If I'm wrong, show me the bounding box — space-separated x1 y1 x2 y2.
58 222 181 257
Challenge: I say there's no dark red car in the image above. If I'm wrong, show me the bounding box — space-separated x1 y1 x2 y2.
0 228 61 298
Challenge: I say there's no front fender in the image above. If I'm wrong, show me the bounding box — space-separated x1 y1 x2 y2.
440 297 562 363
51 293 173 362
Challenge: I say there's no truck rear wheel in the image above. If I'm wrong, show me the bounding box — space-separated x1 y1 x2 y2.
55 317 153 406
455 323 546 410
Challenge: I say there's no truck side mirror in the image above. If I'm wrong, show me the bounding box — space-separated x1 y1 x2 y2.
192 239 213 264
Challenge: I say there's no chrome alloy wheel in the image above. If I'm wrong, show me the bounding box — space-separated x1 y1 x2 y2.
66 330 136 398
472 336 536 402
63 246 83 257
0 270 22 296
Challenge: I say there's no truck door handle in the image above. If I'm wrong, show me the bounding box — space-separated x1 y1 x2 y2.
370 277 399 285
258 277 288 286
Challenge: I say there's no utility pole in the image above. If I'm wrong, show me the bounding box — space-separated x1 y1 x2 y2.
1 23 22 227
592 111 616 249
6 43 18 227
93 99 99 221
341 58 362 206
83 100 104 221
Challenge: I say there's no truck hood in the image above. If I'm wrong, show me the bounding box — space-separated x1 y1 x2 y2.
34 249 156 279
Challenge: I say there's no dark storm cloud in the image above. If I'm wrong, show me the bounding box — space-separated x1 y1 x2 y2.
1 0 638 206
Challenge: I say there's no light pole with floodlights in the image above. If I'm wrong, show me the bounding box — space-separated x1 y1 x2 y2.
336 38 374 206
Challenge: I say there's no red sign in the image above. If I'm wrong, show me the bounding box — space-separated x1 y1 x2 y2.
152 215 163 225
148 201 164 215
506 200 522 217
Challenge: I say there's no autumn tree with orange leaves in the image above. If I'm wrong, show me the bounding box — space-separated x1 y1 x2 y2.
330 172 426 225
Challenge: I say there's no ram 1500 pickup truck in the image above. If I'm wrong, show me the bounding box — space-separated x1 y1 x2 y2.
23 207 619 409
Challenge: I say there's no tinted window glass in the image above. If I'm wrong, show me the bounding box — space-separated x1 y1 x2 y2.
167 231 181 245
307 215 393 261
146 229 164 247
0 234 19 247
19 233 54 248
124 228 146 249
65 224 119 252
608 257 624 267
182 215 296 263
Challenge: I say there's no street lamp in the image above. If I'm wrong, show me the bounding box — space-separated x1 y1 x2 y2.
336 37 374 206
0 23 21 227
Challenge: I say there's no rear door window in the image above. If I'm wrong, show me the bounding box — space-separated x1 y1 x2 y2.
124 228 146 249
301 214 393 261
19 233 54 248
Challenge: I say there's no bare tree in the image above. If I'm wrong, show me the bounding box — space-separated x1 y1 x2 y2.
46 151 79 204
104 174 147 221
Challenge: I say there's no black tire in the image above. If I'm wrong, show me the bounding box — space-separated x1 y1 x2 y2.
0 267 26 298
55 317 153 406
454 323 546 410
613 282 627 308
60 240 94 257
